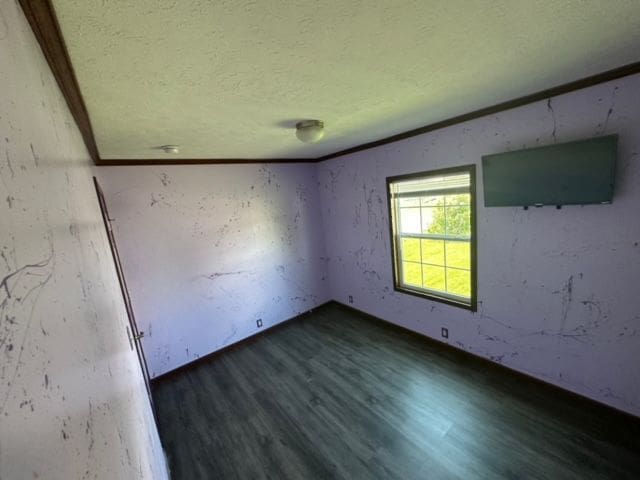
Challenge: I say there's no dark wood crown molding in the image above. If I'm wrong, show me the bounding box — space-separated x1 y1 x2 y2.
19 1 640 166
95 158 317 166
19 0 100 163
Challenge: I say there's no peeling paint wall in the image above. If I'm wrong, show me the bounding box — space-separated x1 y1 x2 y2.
318 73 640 417
0 1 168 478
97 164 329 377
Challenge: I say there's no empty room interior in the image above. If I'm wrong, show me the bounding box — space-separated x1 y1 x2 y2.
2 1 640 478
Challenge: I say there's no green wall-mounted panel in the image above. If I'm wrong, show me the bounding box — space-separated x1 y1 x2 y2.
482 135 617 207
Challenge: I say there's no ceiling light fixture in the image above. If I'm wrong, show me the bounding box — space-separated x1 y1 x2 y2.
295 120 325 144
160 145 180 154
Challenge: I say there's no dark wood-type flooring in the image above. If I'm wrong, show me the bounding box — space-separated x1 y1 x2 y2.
152 302 640 479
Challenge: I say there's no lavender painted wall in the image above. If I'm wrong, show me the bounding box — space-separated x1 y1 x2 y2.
318 73 640 417
0 1 168 478
97 164 329 377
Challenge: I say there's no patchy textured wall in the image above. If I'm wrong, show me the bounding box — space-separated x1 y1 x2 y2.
318 73 640 416
0 2 168 478
97 164 329 377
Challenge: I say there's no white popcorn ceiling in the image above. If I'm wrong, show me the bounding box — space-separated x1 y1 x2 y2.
51 0 640 161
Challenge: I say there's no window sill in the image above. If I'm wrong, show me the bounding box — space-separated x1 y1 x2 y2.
393 284 477 312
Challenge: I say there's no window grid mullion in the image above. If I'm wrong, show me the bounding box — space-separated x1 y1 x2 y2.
443 205 448 292
398 233 470 242
419 201 424 288
402 259 470 272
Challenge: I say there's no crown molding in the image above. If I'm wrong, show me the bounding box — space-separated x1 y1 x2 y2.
19 0 100 163
95 158 316 166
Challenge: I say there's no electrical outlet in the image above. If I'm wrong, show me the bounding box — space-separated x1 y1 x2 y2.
256 319 263 328
441 327 449 339
348 295 353 304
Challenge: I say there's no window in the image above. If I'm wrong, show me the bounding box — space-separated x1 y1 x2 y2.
387 165 477 310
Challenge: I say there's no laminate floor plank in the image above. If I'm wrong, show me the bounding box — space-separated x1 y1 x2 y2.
152 303 640 479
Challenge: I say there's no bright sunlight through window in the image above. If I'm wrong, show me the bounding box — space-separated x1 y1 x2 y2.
387 165 476 311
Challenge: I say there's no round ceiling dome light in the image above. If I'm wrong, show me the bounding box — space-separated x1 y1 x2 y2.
295 120 325 144
160 145 180 154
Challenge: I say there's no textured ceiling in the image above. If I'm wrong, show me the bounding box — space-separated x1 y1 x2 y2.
51 0 640 160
